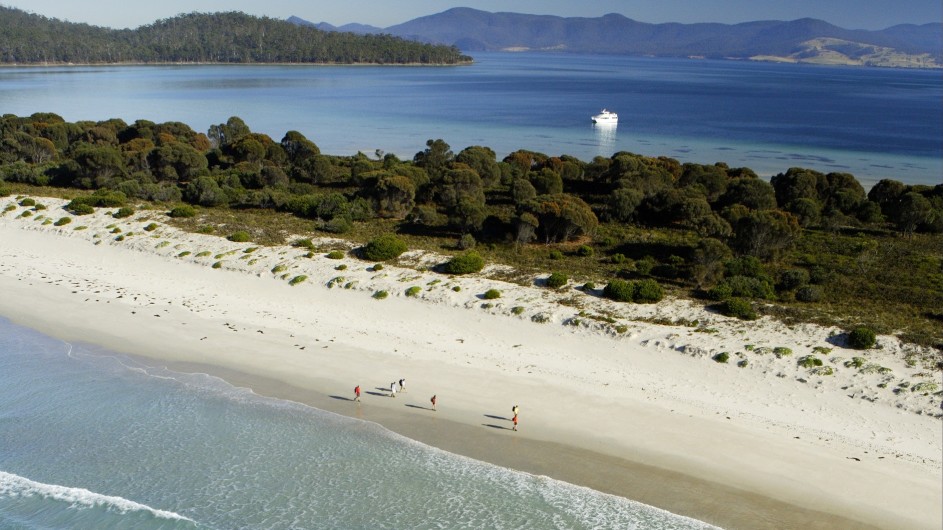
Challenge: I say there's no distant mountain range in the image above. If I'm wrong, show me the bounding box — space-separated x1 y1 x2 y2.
290 8 942 68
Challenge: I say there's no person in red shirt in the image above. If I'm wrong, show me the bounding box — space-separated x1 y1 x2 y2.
354 385 361 402
430 395 437 411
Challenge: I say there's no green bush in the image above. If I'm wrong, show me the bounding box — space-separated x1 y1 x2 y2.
178 251 191 258
67 201 95 215
773 347 793 357
713 352 730 363
19 198 36 207
610 253 627 264
212 261 223 269
168 205 196 218
737 359 749 368
798 355 824 368
545 272 568 289
720 298 757 320
779 269 810 290
548 250 563 260
912 382 939 393
844 357 867 369
326 250 345 259
362 234 407 261
634 279 664 303
53 216 72 227
335 264 347 270
372 263 384 271
227 230 251 242
272 264 287 274
483 289 501 300
144 222 160 232
707 283 733 301
603 280 635 302
511 306 525 315
847 327 876 349
795 286 822 303
582 282 596 291
0 186 10 197
457 233 476 250
372 290 389 300
292 238 315 250
405 286 421 297
452 285 461 292
113 207 134 219
289 275 307 286
576 245 594 257
443 251 485 275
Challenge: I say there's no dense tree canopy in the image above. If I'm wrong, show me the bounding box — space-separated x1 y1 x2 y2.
0 7 471 65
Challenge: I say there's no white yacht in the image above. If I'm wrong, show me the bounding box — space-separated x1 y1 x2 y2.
591 109 618 124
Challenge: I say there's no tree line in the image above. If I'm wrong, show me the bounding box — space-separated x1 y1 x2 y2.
1 111 941 344
0 8 471 65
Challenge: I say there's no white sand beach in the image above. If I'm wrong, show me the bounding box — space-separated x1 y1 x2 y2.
1 196 940 529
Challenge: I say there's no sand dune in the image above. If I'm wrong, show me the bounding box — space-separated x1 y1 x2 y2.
1 196 940 529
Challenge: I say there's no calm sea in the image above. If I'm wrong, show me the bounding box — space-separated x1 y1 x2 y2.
0 53 940 187
0 318 716 529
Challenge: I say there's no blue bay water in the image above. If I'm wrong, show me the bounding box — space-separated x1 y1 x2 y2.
0 318 716 529
0 53 940 187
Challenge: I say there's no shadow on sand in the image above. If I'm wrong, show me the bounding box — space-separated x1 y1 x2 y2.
483 423 513 431
484 414 510 421
405 404 435 411
329 395 354 402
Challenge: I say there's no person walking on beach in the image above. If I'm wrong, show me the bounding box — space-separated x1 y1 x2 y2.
390 382 397 398
354 385 361 402
430 395 437 411
399 378 406 393
512 413 518 431
512 404 519 417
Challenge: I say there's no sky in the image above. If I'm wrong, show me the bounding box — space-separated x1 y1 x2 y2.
2 0 940 31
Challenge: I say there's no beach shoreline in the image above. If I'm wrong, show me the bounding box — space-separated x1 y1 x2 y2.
2 196 940 529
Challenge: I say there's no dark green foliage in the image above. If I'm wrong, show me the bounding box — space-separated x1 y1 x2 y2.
143 222 159 231
0 8 471 65
227 230 251 242
797 355 824 368
53 217 71 226
713 352 730 363
326 250 345 259
847 327 876 349
483 289 502 300
113 207 134 218
168 205 196 218
443 251 485 275
548 250 564 260
66 201 95 215
778 269 810 291
634 279 665 303
362 234 407 261
19 198 36 206
545 272 568 288
603 280 635 302
576 245 594 257
718 275 775 300
795 286 822 302
720 298 758 320
405 286 421 297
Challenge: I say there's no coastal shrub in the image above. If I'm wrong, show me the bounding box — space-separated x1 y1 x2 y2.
3 204 16 213
603 280 635 302
844 357 867 369
911 382 939 393
707 283 733 301
773 347 793 358
577 245 594 257
54 217 71 226
195 251 211 258
227 230 251 242
737 359 749 368
614 325 628 334
634 279 664 303
405 286 421 297
335 264 347 270
288 275 307 286
73 225 87 230
457 233 476 250
326 250 345 259
42 218 52 225
721 275 775 300
362 234 408 261
720 298 757 320
483 289 501 300
635 256 656 276
143 222 159 232
32 203 47 211
779 269 810 291
197 225 214 234
292 238 315 250
212 261 223 269
847 327 876 349
582 282 596 291
372 290 389 300
531 313 551 323
178 251 191 258
546 272 568 289
452 285 461 292
115 235 125 241
810 366 834 376
548 249 563 260
19 210 32 218
67 201 95 215
795 286 822 303
511 306 525 315
812 346 832 355
168 205 196 218
0 186 9 197
372 263 384 271
798 355 824 369
272 264 287 274
18 198 36 207
113 207 134 219
713 352 730 363
610 253 627 264
443 251 485 275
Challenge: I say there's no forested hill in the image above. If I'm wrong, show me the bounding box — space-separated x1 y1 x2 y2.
0 7 471 65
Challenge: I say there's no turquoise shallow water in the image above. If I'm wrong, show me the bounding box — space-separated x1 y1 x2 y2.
0 52 939 187
0 318 717 529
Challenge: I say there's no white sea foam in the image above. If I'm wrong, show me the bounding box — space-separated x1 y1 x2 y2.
0 471 194 522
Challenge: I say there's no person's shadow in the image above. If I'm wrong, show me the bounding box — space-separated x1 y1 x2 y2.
329 395 354 401
484 414 510 421
483 423 513 430
405 404 434 411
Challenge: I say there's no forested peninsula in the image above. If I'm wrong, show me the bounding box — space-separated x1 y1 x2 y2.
0 7 471 65
1 113 941 349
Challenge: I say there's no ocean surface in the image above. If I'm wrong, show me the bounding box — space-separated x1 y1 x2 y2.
0 52 940 187
0 317 716 529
